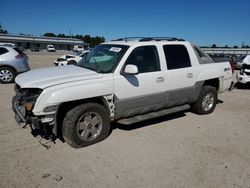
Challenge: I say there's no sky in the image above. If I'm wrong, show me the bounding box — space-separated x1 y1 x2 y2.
0 0 250 46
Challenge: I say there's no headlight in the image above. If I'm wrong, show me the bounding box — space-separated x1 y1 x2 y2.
23 88 43 97
15 87 43 111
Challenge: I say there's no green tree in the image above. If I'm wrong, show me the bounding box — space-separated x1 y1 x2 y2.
233 45 238 48
57 33 66 38
82 35 105 45
43 33 56 37
211 44 217 48
241 42 246 48
42 33 105 46
83 35 91 44
74 34 83 40
91 36 105 45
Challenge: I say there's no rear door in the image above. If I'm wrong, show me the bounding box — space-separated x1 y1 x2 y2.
0 47 9 64
162 44 199 106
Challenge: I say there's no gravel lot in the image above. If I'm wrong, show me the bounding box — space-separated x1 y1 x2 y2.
0 51 250 188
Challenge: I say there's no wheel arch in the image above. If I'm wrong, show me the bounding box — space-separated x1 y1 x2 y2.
203 78 219 91
0 65 17 73
54 96 111 139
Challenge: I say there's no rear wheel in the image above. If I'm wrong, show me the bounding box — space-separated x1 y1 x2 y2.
62 103 110 148
0 67 16 84
191 86 217 115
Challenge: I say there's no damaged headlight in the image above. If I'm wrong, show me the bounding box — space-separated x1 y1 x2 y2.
15 86 43 111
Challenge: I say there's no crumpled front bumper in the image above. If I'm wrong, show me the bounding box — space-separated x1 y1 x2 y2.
12 95 41 129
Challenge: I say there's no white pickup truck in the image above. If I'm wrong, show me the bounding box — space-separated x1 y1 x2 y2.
12 37 234 148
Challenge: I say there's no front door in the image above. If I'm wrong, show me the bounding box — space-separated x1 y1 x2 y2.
113 45 165 119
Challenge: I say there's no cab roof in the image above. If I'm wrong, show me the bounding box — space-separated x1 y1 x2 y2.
103 37 186 46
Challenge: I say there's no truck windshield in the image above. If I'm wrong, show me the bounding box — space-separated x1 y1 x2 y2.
77 44 129 73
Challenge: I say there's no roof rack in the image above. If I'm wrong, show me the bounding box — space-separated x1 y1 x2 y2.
112 37 145 42
112 37 185 42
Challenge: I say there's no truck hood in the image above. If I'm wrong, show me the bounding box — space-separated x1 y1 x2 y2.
15 65 102 89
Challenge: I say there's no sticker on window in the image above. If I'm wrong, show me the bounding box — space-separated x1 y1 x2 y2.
109 47 122 52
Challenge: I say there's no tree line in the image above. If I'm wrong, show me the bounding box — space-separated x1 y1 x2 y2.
43 33 105 46
201 44 250 49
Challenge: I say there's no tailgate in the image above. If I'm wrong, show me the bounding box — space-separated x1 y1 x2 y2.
220 62 233 92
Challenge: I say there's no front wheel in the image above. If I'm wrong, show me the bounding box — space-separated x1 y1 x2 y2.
62 103 110 148
191 86 218 115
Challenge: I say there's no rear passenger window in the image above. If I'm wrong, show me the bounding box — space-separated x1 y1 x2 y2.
0 47 8 55
125 46 160 73
163 45 191 70
14 47 24 54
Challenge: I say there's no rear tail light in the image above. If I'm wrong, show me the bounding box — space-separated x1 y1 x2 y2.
15 53 26 59
229 61 235 74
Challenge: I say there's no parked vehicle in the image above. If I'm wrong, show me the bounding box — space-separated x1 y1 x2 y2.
236 55 250 84
235 55 247 70
54 50 89 66
73 45 84 53
0 45 30 83
47 44 56 52
17 46 26 51
31 47 39 52
12 37 233 148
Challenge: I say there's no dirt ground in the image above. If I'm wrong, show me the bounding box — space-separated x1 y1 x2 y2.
0 51 250 188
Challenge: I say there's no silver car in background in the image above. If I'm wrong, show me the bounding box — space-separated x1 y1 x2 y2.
0 45 30 83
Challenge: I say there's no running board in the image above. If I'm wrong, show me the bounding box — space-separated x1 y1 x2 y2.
117 104 190 125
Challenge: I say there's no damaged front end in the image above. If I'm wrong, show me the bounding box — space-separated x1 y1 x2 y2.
12 84 43 128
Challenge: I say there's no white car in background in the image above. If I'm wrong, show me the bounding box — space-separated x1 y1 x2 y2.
47 44 56 52
237 55 250 85
54 50 89 66
73 45 84 53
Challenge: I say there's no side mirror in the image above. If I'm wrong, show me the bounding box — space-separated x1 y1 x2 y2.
123 64 138 75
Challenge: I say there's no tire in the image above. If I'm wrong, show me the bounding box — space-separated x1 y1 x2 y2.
191 85 218 115
67 60 76 65
62 103 110 148
0 67 16 84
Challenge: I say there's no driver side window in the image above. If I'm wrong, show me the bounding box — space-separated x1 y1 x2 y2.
125 46 160 73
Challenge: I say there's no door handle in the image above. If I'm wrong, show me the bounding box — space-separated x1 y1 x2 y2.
187 73 193 78
156 77 164 82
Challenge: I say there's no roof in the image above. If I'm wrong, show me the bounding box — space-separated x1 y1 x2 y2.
103 37 186 46
0 34 85 45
